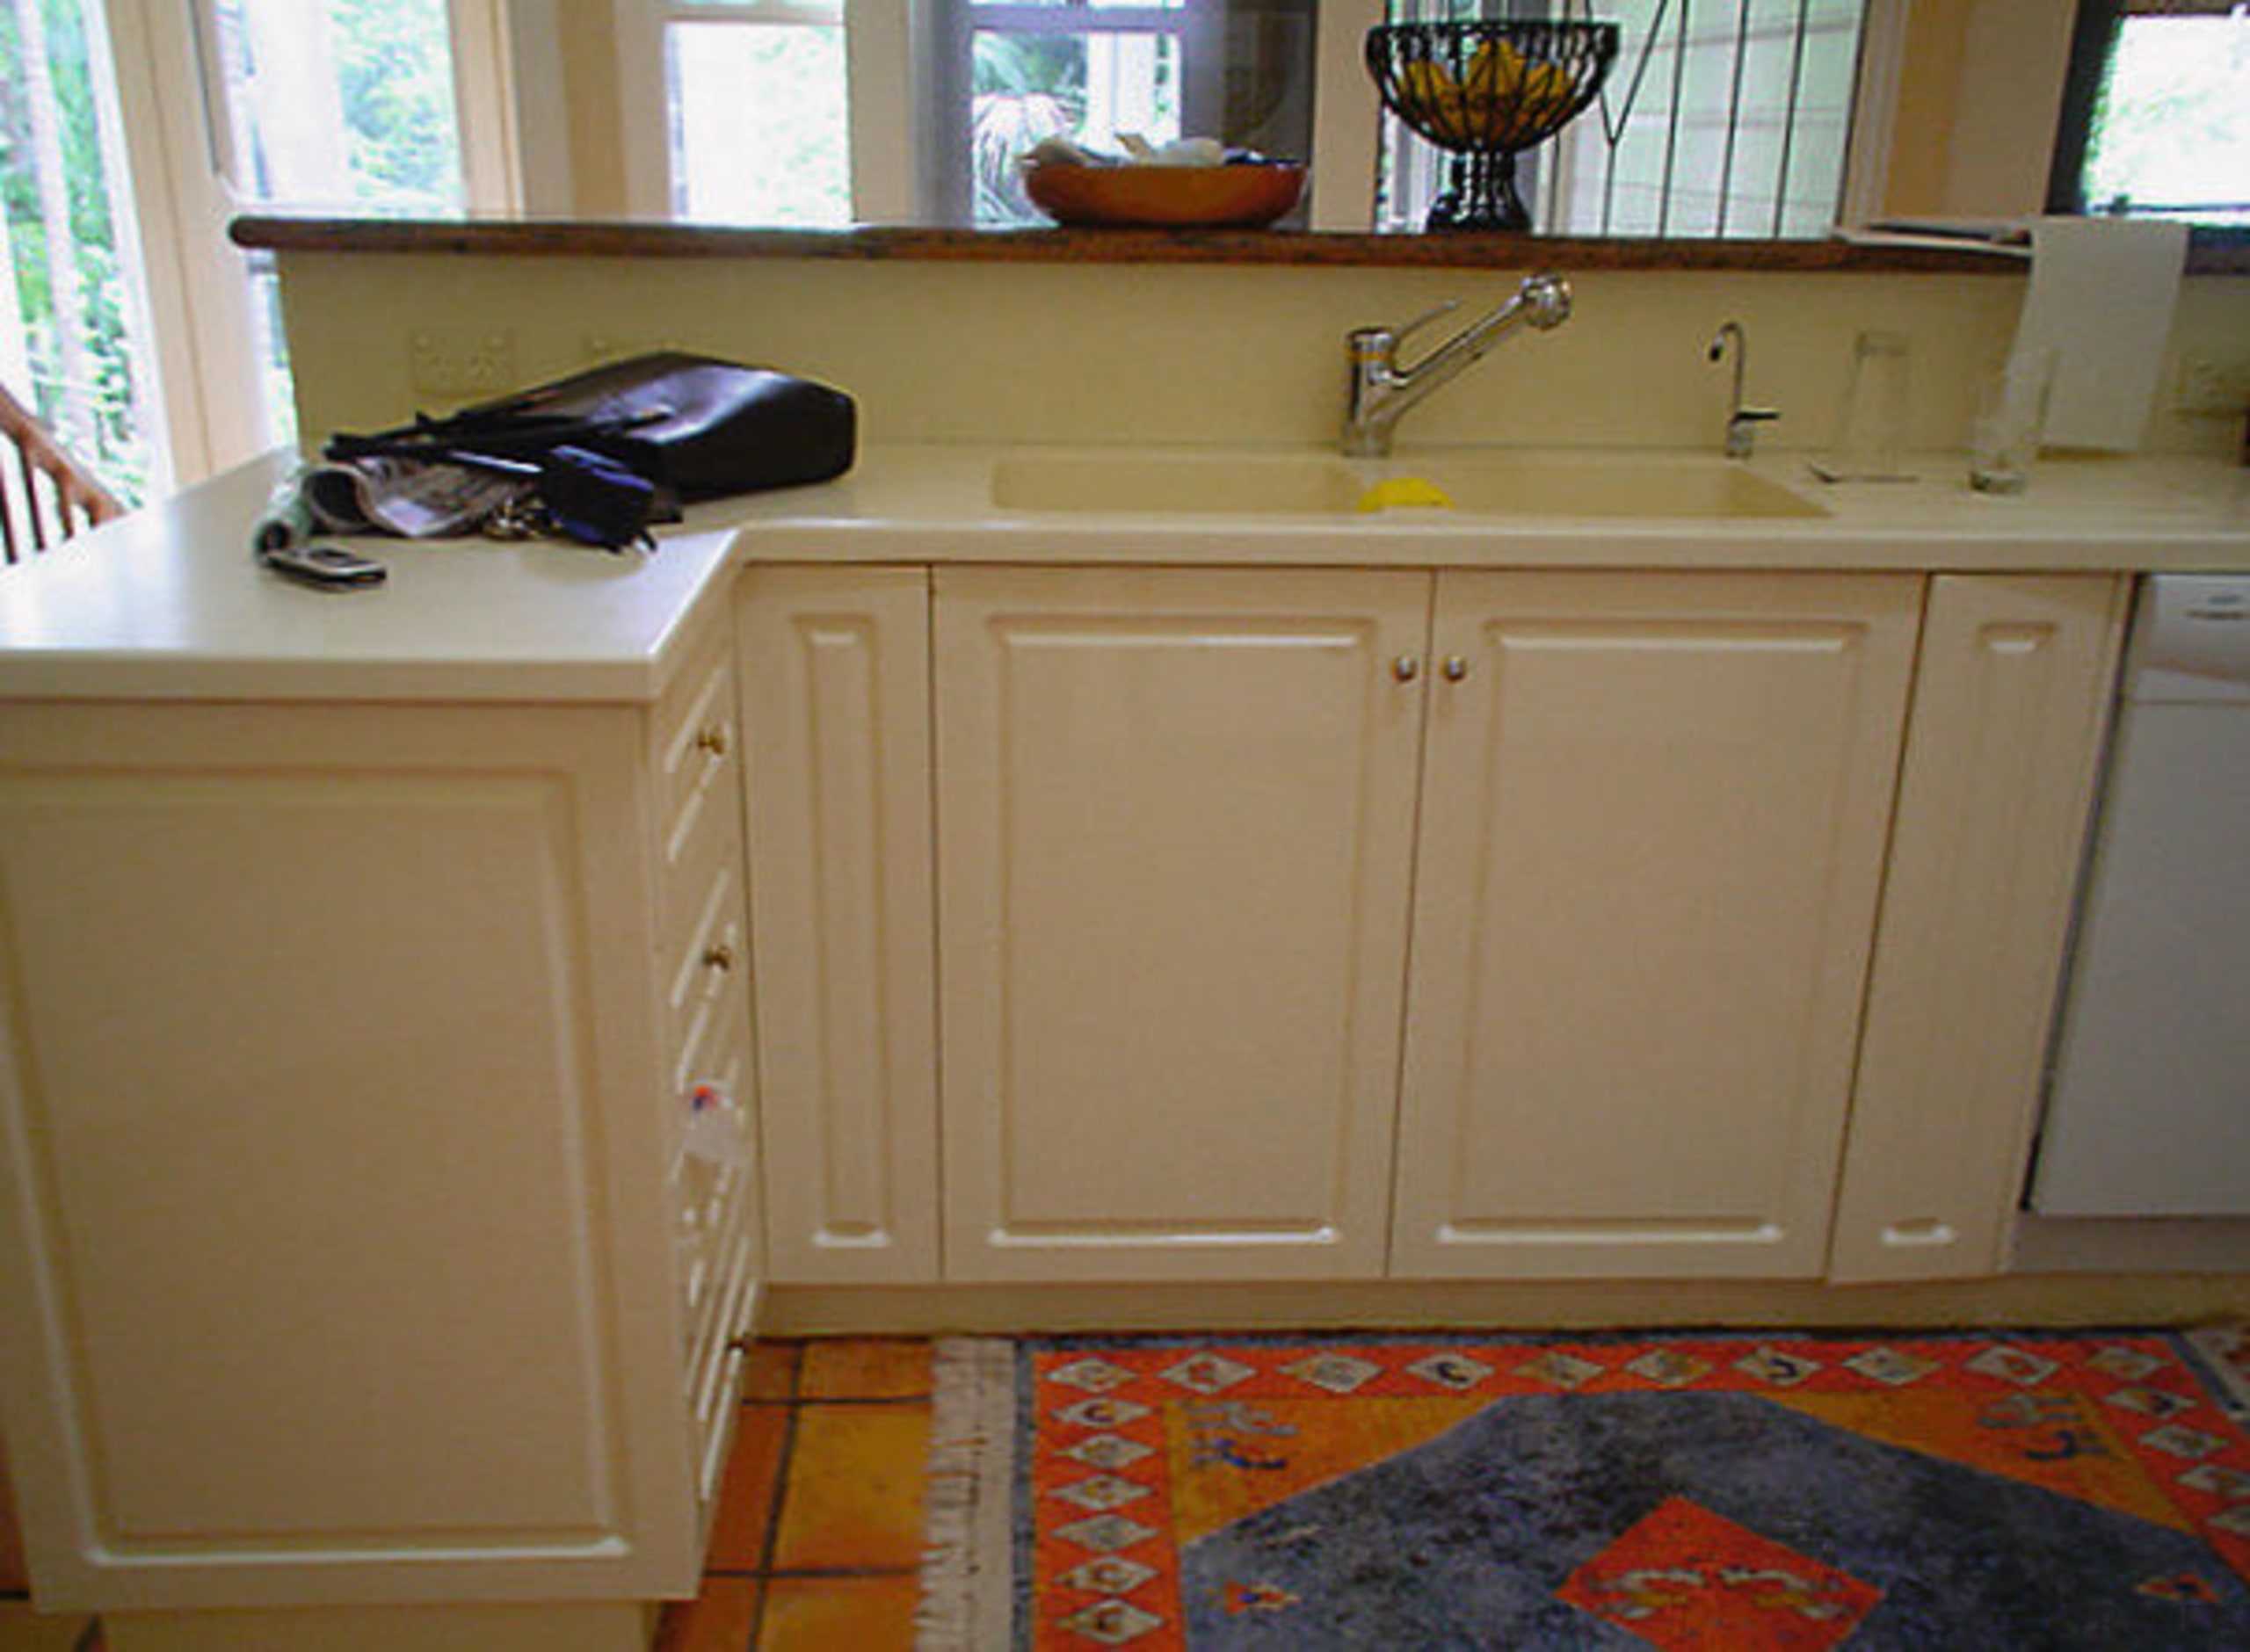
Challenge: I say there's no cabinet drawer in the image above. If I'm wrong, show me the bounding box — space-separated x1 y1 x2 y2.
661 779 744 960
688 1199 760 1509
673 995 755 1330
665 857 751 1081
654 630 742 889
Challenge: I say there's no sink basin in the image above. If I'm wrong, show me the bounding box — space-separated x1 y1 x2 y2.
990 451 1830 521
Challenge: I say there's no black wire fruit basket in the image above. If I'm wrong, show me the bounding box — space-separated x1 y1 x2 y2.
1367 20 1619 232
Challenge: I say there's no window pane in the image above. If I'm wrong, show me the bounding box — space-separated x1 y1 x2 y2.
972 29 1182 224
971 1 1191 9
669 21 852 226
211 0 465 214
0 0 163 500
1378 0 1865 238
2084 14 2250 224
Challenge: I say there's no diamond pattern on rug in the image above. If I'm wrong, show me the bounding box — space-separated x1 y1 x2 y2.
1278 1354 1383 1395
1556 1495 1882 1650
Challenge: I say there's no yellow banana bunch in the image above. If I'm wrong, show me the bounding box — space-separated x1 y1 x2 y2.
1397 39 1576 149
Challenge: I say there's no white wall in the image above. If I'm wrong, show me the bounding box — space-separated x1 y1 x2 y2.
274 251 2250 460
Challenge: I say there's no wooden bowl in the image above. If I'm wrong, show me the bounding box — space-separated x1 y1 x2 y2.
1022 163 1307 229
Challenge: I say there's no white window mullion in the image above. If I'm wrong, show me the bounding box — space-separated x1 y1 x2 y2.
1309 0 1383 229
849 0 922 222
98 0 272 483
451 0 529 214
612 1 673 217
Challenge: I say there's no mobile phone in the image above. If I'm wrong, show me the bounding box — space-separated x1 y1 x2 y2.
258 542 388 589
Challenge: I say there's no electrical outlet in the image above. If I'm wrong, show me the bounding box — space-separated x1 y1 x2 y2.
2173 351 2250 417
408 327 519 399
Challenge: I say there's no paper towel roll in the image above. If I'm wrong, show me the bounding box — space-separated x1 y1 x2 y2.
2009 217 2189 452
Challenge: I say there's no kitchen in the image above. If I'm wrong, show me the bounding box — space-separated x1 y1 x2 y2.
2 3 2249 1648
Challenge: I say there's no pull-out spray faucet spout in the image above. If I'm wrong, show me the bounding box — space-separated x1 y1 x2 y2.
1342 272 1571 459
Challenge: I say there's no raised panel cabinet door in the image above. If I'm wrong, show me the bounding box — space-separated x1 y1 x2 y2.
0 703 696 1608
1392 571 1920 1279
936 568 1428 1281
737 567 940 1283
1829 574 2130 1282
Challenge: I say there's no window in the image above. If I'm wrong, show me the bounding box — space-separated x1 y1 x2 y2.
2052 0 2250 225
0 0 498 497
651 0 853 227
932 0 1313 228
203 0 473 446
1375 0 1870 238
948 1 1196 227
0 0 157 500
628 0 1313 228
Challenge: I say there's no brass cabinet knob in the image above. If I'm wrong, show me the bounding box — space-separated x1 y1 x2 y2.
1441 656 1470 681
702 941 737 973
693 725 730 757
1392 655 1420 682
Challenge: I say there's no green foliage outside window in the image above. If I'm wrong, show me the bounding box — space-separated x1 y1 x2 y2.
0 0 149 502
323 0 464 214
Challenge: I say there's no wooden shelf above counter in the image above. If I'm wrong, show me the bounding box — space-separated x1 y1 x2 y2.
228 214 2248 276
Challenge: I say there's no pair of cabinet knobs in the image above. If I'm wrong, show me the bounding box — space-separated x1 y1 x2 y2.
1394 656 1471 683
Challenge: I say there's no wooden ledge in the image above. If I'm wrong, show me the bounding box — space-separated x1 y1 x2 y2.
229 215 2095 274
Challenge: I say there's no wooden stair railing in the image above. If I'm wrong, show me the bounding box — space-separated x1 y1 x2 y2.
1 379 125 562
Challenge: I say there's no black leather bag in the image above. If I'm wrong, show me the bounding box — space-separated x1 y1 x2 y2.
331 352 857 504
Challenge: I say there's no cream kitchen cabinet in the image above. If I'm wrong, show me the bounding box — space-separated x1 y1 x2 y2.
0 618 759 1614
739 562 2129 1291
1828 574 2130 1282
1389 573 1920 1278
736 567 940 1283
933 568 1429 1282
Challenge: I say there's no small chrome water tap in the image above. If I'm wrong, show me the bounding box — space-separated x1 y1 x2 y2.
1707 321 1780 459
1342 272 1571 458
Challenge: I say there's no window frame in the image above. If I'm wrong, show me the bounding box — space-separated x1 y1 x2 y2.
613 0 919 223
2045 0 2250 222
91 0 519 484
2047 0 2123 216
928 0 1231 228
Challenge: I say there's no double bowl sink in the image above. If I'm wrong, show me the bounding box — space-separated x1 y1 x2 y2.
990 449 1831 523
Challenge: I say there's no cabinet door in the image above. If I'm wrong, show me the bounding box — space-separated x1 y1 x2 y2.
737 567 940 1283
936 568 1427 1281
0 703 696 1607
1393 572 1920 1279
1829 575 2128 1281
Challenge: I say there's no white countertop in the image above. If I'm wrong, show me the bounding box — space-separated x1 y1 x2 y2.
732 443 2250 569
0 455 743 702
4 444 2248 703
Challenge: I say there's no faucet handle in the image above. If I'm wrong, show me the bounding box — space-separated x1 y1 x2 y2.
1348 301 1458 365
1390 301 1462 348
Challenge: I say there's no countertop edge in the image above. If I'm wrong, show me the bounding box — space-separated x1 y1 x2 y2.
6 445 2248 705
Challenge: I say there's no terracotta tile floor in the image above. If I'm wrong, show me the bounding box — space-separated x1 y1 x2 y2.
657 1337 936 1652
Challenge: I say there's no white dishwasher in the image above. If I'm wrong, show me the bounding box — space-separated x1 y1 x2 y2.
2031 574 2250 1216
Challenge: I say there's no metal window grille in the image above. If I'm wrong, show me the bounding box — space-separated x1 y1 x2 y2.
1378 0 1869 237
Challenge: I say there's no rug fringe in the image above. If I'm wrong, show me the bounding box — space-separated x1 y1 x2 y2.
917 1337 1017 1652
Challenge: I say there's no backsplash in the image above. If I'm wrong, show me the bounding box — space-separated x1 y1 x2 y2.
273 251 2250 460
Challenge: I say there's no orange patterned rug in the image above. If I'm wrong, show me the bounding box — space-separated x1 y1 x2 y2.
918 1328 2250 1649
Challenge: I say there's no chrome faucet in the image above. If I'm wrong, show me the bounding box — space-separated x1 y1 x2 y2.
1342 272 1572 458
1707 321 1780 459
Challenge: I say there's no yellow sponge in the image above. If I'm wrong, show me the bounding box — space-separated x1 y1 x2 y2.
1357 476 1455 513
